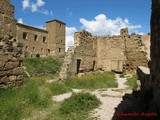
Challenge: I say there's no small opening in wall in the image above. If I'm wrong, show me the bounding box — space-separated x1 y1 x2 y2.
43 36 46 43
34 35 38 41
48 49 50 53
33 47 36 51
25 46 28 51
41 48 43 52
23 32 27 39
59 48 61 53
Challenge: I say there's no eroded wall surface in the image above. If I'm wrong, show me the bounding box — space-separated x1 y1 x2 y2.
0 0 23 87
60 28 149 79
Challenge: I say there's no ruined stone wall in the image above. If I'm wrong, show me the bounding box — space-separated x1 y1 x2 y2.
96 35 125 72
17 23 48 58
149 0 160 111
124 34 148 72
96 28 148 73
59 30 96 79
0 0 23 87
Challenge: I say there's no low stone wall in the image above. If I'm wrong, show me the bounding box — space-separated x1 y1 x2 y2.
137 66 150 92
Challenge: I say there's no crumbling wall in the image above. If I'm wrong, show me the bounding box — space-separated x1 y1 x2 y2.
59 30 96 79
60 28 149 79
124 33 148 72
96 35 125 72
0 0 23 87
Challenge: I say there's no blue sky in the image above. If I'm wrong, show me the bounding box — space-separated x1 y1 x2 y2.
10 0 151 48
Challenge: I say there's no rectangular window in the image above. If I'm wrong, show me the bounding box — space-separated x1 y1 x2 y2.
43 36 46 43
25 46 28 51
33 47 36 51
23 32 27 39
59 48 61 53
34 35 38 41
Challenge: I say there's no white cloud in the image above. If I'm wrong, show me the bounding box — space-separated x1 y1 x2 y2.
22 0 53 16
80 14 142 35
22 0 30 10
18 18 23 23
66 27 77 51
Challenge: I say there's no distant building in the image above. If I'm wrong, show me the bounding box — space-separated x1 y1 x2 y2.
16 19 66 58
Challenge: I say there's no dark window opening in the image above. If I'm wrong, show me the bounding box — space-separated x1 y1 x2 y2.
36 54 40 58
23 32 27 39
34 35 38 41
33 47 35 51
77 59 81 74
92 61 96 71
25 46 28 51
43 37 46 43
59 48 61 53
48 49 50 53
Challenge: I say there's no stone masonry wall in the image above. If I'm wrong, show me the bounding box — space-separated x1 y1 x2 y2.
60 28 149 79
148 0 160 112
124 33 148 72
0 0 23 87
59 30 96 79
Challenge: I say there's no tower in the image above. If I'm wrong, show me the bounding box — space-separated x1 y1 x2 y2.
46 19 66 58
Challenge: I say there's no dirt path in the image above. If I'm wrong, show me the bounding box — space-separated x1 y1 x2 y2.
52 74 132 120
90 74 132 120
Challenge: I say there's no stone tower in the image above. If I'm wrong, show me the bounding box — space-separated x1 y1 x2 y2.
46 20 66 58
0 0 23 87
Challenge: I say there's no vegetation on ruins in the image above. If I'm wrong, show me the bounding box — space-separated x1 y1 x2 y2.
0 57 118 120
64 72 118 89
24 57 62 76
125 74 138 90
60 93 101 119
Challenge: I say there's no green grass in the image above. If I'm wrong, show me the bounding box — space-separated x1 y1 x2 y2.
0 72 118 120
60 93 101 119
64 72 118 89
125 74 138 90
0 79 52 120
24 57 62 76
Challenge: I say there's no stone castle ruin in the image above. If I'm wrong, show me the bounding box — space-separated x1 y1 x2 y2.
60 28 150 79
0 0 151 88
0 0 66 87
17 20 66 58
0 0 23 87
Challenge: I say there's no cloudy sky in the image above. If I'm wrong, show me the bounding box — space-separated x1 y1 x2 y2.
10 0 151 49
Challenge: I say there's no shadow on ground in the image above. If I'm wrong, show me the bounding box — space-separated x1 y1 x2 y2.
112 90 160 120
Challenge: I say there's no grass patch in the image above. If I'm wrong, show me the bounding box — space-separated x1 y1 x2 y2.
60 93 101 119
64 72 118 89
125 74 138 90
24 57 62 76
0 72 118 119
0 79 52 120
119 73 125 78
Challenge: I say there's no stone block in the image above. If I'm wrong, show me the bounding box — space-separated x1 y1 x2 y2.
9 75 17 81
0 5 5 14
0 71 8 77
1 76 9 83
12 67 24 75
17 75 23 80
